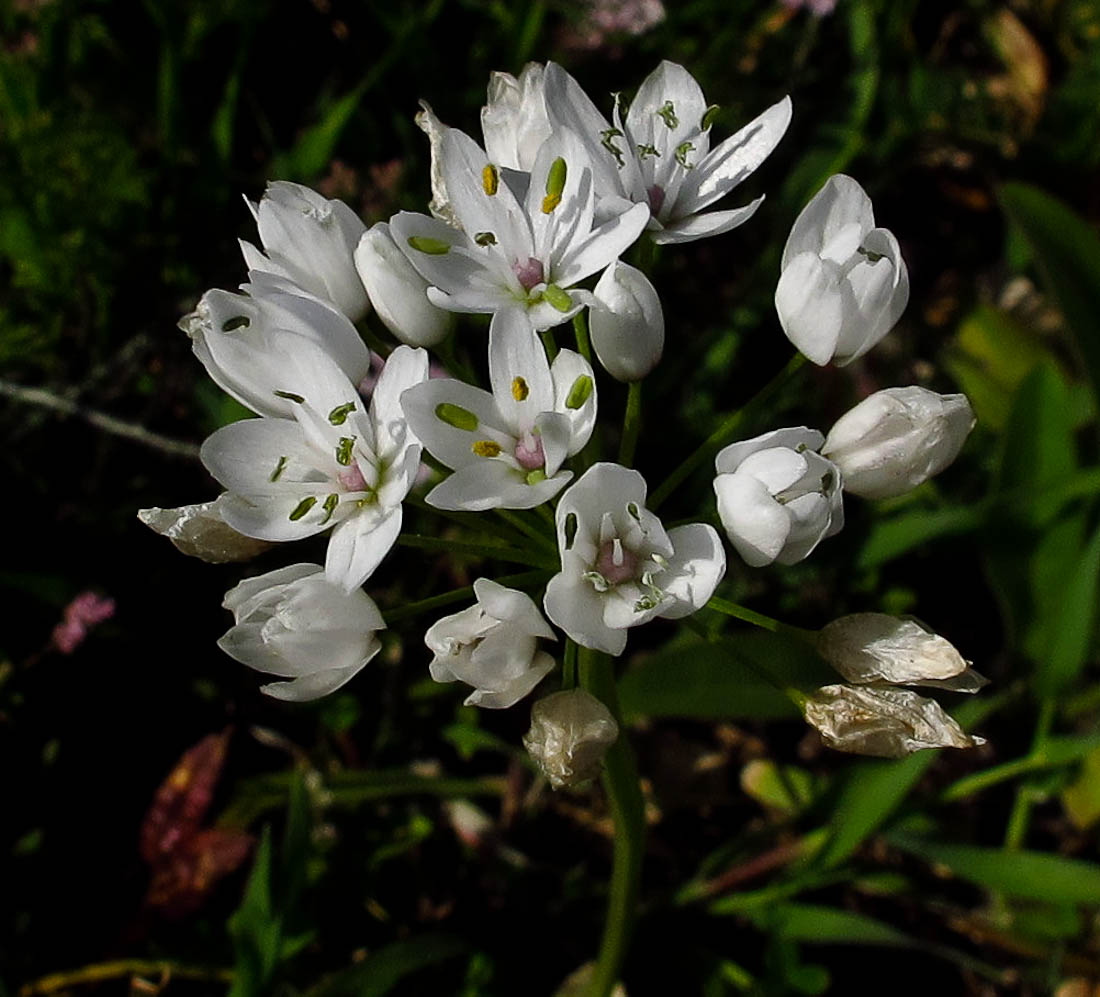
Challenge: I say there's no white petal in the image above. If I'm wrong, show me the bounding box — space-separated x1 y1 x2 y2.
489 309 555 430
659 524 727 617
774 252 846 366
474 578 556 639
651 198 764 245
426 462 569 512
551 348 597 455
781 174 875 269
325 506 402 591
400 378 511 470
544 572 627 656
714 427 825 475
714 473 791 567
554 202 650 288
261 658 372 702
370 344 430 462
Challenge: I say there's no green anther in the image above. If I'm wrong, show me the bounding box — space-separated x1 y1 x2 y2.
328 402 356 425
636 144 660 159
335 436 355 466
482 164 499 196
221 315 250 332
656 100 678 129
274 390 304 403
821 472 835 491
627 501 641 521
564 512 578 550
269 455 288 483
857 246 885 263
525 469 547 486
600 127 625 167
474 231 497 247
407 235 451 255
435 402 478 431
565 374 593 410
289 496 317 521
543 284 572 313
634 595 658 612
542 157 567 214
320 493 340 525
701 104 720 130
674 141 696 169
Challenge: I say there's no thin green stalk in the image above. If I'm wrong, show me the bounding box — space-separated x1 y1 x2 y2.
619 381 643 467
396 533 556 569
358 319 394 358
706 596 782 632
384 570 547 625
434 336 478 385
496 508 557 552
541 328 558 362
573 310 593 365
578 648 645 997
21 960 234 995
650 352 806 511
1004 697 1056 850
561 638 578 689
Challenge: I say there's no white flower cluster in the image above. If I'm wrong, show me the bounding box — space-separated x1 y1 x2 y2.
140 59 978 764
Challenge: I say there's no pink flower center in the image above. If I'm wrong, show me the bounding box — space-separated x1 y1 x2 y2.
595 539 638 585
514 432 545 471
646 185 665 216
513 256 545 292
338 463 368 492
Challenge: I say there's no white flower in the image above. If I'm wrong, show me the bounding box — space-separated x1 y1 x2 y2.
180 275 372 418
589 261 664 382
774 174 909 366
200 343 429 591
354 223 454 347
425 578 556 708
391 124 649 332
523 689 619 789
822 386 975 499
400 310 596 510
544 60 791 244
713 428 843 567
481 63 552 172
218 563 384 701
544 463 725 655
240 181 370 320
137 496 272 563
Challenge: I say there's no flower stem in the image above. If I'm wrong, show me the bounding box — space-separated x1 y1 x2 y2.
541 328 559 362
384 570 548 624
649 352 807 511
706 596 784 633
495 508 557 551
573 310 593 365
619 381 643 467
396 533 557 569
577 647 645 997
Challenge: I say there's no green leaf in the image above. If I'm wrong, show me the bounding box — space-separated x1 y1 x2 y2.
228 828 281 997
274 83 367 181
741 760 818 816
765 903 916 947
994 362 1076 497
857 505 984 569
305 934 469 997
1061 746 1100 830
999 183 1100 404
887 834 1100 903
1037 520 1100 696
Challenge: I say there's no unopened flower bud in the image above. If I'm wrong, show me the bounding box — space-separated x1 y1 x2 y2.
817 613 987 691
355 223 454 347
804 684 985 758
822 387 975 499
589 261 664 382
523 689 619 789
138 497 273 563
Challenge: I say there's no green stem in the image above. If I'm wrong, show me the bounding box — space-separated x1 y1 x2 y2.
573 310 593 365
619 381 643 467
541 328 558 362
1004 697 1056 850
650 352 806 512
496 509 557 551
21 960 234 995
706 596 782 632
358 318 394 359
384 570 548 625
578 647 645 997
434 335 478 385
562 638 578 689
396 533 556 569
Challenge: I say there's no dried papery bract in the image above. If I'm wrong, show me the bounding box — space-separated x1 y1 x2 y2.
804 684 986 758
524 689 619 789
138 498 273 563
817 613 987 691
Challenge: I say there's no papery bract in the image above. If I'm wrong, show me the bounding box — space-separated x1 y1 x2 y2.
590 260 664 382
523 688 619 789
138 496 274 563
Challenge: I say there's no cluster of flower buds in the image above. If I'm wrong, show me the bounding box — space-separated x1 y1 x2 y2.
140 57 983 773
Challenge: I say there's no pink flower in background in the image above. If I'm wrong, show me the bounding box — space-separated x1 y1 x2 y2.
567 0 666 49
51 591 116 654
780 0 837 17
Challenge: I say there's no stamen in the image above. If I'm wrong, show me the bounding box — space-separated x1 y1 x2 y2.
472 440 502 458
543 284 572 312
221 316 250 332
407 235 451 255
512 376 529 401
270 455 288 482
674 141 696 169
542 157 567 214
274 390 304 403
335 436 355 466
656 100 678 129
289 496 317 521
474 231 497 247
435 403 479 431
319 493 340 525
328 402 356 425
600 127 625 167
565 375 593 410
482 164 499 196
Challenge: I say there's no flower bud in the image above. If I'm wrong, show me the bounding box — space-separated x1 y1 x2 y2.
354 223 455 347
480 63 552 172
218 564 384 701
775 174 909 366
523 689 619 789
822 386 975 499
425 578 556 708
589 261 665 382
804 684 986 758
138 496 273 563
713 428 843 566
240 181 369 320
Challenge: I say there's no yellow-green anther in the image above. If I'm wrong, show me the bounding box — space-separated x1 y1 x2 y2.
407 235 451 255
274 390 304 403
701 104 720 130
543 283 571 312
542 157 567 214
482 164 499 196
221 315 250 332
289 496 317 521
512 376 529 402
675 141 696 169
657 100 678 129
474 231 497 247
525 469 547 486
600 127 625 167
320 493 340 525
328 402 357 425
270 455 288 482
472 440 502 457
636 143 660 159
565 374 593 410
435 402 478 431
335 436 355 466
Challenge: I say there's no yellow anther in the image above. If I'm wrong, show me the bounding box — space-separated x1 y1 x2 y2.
482 164 499 196
512 376 529 402
472 440 502 458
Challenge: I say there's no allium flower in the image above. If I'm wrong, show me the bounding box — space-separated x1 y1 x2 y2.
544 463 725 655
218 564 384 701
822 386 975 499
391 124 649 332
714 428 844 567
240 182 370 321
425 578 556 708
544 61 791 244
523 689 619 789
480 63 552 173
180 275 372 418
400 310 596 510
138 496 273 563
51 592 116 654
201 343 429 591
589 260 664 382
774 174 909 366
